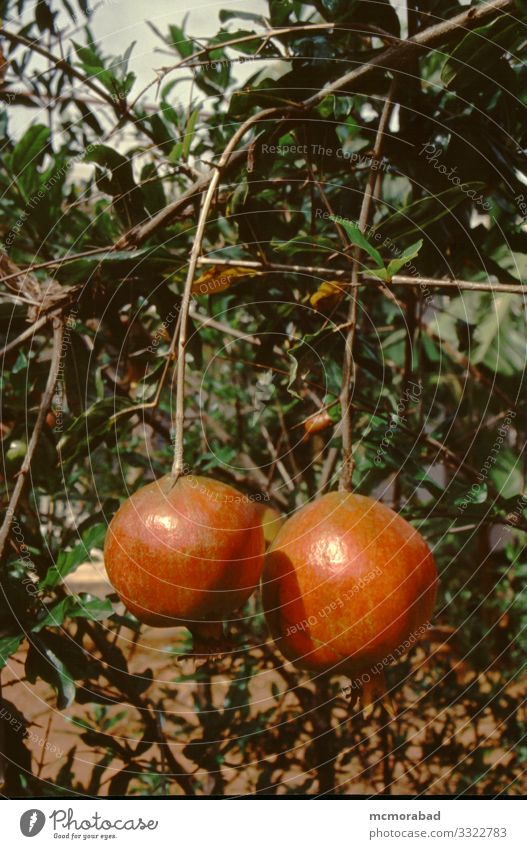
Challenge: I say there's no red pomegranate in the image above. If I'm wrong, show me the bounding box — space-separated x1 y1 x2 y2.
262 492 437 680
104 475 265 643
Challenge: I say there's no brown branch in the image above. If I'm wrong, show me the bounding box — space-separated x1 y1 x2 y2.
393 289 418 510
0 252 42 303
3 253 525 305
0 247 119 287
339 80 397 492
319 446 340 493
170 105 296 479
196 258 527 295
116 147 249 249
0 317 64 567
303 0 514 110
0 312 51 357
388 274 525 295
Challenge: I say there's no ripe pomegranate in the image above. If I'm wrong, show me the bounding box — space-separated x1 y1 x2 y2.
262 492 437 684
104 475 265 645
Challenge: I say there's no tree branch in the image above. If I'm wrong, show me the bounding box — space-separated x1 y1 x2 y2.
0 318 64 567
339 80 397 492
304 0 514 109
195 258 527 295
0 312 55 358
170 105 296 479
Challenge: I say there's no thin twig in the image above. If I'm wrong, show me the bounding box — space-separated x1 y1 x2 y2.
189 306 260 345
110 310 182 424
261 425 295 493
0 318 64 567
339 80 397 492
170 105 297 479
0 313 51 357
196 258 527 296
0 247 118 286
319 446 340 493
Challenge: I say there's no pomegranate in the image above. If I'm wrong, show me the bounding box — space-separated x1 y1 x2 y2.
262 492 437 682
104 474 265 643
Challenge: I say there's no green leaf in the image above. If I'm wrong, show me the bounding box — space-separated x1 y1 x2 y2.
269 0 293 26
9 124 50 196
214 28 279 56
63 331 94 417
489 448 524 501
331 216 384 266
85 146 145 226
273 234 335 255
40 523 107 590
229 76 301 115
454 483 488 507
365 240 423 282
170 107 200 162
77 247 151 264
140 162 167 215
73 41 116 91
0 634 24 669
373 185 484 241
386 240 423 277
441 16 520 91
316 0 400 35
472 293 526 376
26 635 76 709
32 594 113 632
168 23 195 58
54 247 153 285
57 396 137 466
85 144 130 176
73 42 104 72
35 0 56 33
364 266 391 283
